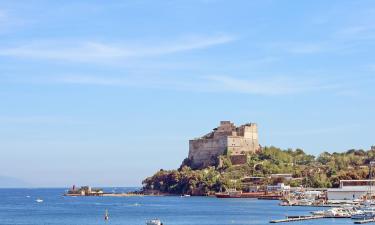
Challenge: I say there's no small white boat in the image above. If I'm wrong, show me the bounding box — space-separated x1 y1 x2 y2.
181 194 191 197
146 219 163 225
104 209 109 220
36 199 43 203
323 207 351 218
311 210 325 216
297 199 313 206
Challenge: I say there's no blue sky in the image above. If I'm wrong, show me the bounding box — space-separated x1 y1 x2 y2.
0 0 374 187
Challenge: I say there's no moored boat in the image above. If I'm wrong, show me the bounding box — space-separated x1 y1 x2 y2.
215 189 242 198
351 211 375 220
146 219 163 225
104 209 109 220
323 207 352 218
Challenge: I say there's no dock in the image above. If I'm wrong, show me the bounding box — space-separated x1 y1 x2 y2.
270 215 324 223
354 219 375 224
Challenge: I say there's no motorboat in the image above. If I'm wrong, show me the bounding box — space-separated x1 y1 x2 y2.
215 189 242 198
297 199 313 206
323 207 352 218
35 199 43 203
352 205 375 219
104 209 109 220
311 210 325 216
351 211 375 220
146 219 163 225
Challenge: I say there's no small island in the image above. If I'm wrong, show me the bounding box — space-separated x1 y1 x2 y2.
64 185 144 197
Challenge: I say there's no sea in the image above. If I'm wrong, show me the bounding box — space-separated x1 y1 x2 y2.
0 188 354 225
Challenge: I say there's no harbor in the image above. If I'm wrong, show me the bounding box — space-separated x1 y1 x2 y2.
269 167 375 223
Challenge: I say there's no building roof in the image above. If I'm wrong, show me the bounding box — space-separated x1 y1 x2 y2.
328 186 372 192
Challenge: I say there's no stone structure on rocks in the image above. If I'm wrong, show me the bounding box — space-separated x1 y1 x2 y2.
188 121 261 169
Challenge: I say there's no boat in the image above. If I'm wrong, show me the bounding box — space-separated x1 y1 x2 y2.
352 205 375 219
36 199 43 203
104 209 109 220
181 194 191 197
351 211 375 220
216 190 281 199
215 189 242 198
146 219 163 225
323 207 352 218
311 210 325 216
296 199 313 206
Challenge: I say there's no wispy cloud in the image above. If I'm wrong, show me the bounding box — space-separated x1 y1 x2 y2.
267 42 330 54
203 75 338 95
0 9 9 29
45 74 338 96
0 10 7 22
0 9 28 33
270 123 361 136
335 25 375 40
0 35 236 62
0 115 76 124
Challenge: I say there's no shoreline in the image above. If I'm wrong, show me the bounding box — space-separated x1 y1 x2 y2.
63 192 178 197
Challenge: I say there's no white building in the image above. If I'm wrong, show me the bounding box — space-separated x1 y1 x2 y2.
327 180 374 201
267 183 290 192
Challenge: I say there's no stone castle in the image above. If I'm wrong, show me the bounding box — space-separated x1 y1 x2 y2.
188 121 261 169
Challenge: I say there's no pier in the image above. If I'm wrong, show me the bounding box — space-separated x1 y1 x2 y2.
270 215 324 223
269 214 354 223
354 219 375 224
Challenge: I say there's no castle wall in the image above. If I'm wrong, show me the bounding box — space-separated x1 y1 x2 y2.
188 121 260 169
227 136 259 155
188 137 227 168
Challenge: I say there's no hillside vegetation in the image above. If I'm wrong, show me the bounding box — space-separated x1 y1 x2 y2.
142 147 374 195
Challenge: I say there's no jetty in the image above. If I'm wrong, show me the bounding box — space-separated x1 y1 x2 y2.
270 215 324 223
354 218 375 224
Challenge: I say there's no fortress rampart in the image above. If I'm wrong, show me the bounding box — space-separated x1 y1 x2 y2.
188 121 260 168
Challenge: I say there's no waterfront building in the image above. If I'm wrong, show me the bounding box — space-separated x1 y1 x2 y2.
327 180 374 201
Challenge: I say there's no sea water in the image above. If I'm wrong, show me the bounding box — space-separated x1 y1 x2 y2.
0 188 354 225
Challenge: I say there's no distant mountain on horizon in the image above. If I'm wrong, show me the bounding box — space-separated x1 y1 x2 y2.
0 175 30 188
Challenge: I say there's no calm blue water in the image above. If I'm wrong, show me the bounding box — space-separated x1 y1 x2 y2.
0 188 354 225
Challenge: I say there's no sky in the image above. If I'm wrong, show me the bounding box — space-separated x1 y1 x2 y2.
0 0 374 187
